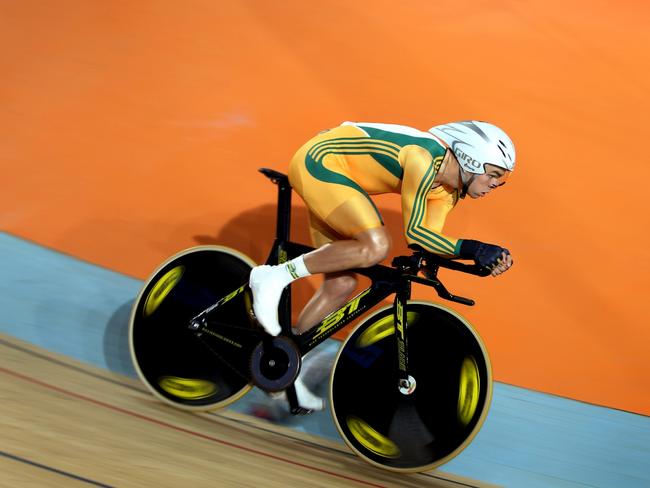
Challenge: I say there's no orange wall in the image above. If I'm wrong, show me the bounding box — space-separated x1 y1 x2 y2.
2 1 649 414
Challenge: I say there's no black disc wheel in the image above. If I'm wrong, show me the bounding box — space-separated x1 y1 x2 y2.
129 246 260 411
330 301 492 472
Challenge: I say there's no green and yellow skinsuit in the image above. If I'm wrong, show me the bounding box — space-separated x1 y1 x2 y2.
288 122 461 256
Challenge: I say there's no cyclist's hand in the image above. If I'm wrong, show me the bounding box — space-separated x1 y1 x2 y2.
490 251 513 277
459 239 513 277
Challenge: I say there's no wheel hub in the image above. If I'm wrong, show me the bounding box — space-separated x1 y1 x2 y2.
250 336 301 392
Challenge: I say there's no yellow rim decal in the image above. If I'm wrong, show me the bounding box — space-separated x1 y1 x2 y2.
158 376 218 400
356 312 419 348
143 266 185 317
457 355 480 426
346 415 400 458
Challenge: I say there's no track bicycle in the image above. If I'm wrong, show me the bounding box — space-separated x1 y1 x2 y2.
129 168 493 472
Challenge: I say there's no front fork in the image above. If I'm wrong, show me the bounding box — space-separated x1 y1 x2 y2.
394 278 415 395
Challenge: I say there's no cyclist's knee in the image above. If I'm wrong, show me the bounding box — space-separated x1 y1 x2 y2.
356 228 391 267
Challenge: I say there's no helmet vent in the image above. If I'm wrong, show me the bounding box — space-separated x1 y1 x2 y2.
498 146 506 158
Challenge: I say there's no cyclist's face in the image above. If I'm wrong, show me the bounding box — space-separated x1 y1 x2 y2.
467 164 510 198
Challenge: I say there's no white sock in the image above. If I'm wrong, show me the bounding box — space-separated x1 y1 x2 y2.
284 255 312 282
249 256 312 336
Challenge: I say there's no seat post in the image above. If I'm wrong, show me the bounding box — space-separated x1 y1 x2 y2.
258 168 292 242
258 168 294 333
275 176 292 242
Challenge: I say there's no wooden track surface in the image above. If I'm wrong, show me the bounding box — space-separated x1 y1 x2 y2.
0 335 495 487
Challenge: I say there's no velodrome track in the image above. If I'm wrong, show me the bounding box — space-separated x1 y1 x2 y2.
1 232 649 487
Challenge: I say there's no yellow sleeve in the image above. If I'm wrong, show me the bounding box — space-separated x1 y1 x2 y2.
400 145 461 257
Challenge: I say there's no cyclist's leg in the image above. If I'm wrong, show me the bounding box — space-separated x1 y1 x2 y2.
267 216 375 412
250 211 390 335
294 270 358 334
302 226 391 273
251 144 390 337
295 213 382 333
250 147 391 412
296 220 391 334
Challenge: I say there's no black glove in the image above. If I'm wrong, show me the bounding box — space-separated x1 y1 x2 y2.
459 239 510 269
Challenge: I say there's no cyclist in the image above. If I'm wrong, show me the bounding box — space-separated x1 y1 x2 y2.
249 120 515 411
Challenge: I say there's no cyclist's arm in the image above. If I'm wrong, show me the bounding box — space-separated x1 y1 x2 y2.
401 146 461 257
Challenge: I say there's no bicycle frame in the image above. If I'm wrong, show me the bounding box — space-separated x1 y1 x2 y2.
186 168 487 406
258 168 471 387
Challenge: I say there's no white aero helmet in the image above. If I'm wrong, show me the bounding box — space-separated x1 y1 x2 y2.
428 121 516 175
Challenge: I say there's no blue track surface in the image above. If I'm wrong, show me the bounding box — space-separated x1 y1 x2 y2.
2 231 649 487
